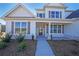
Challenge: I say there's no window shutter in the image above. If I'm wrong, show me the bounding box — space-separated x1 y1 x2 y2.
60 11 62 18
11 22 14 34
28 22 30 34
49 11 50 18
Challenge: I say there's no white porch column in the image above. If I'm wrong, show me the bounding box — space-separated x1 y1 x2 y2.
30 21 36 39
45 25 46 36
49 22 51 36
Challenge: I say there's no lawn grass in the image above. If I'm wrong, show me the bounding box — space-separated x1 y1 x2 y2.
0 40 37 56
48 40 79 56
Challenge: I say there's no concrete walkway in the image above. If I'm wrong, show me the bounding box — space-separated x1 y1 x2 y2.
35 36 55 56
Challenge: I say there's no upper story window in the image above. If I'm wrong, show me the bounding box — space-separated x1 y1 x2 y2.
49 11 62 18
37 13 45 18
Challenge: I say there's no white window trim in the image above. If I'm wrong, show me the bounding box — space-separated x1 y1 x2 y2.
49 11 62 19
14 22 29 35
50 24 64 34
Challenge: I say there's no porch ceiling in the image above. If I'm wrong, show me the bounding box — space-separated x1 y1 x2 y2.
4 17 74 24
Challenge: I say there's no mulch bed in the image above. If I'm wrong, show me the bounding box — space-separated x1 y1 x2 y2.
0 40 37 56
48 40 79 56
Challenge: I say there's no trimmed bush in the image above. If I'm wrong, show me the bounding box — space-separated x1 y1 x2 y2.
0 41 7 49
1 33 12 42
17 41 27 52
16 34 25 43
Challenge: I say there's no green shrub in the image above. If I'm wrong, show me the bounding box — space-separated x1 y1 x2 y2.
16 34 25 43
17 41 27 52
2 33 12 42
0 41 7 49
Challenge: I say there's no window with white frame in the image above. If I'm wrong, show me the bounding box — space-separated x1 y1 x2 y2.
50 24 64 33
37 13 45 18
21 22 27 34
54 25 57 33
49 11 62 18
51 24 54 33
15 22 20 34
49 11 55 18
58 25 62 33
56 11 59 18
15 22 30 34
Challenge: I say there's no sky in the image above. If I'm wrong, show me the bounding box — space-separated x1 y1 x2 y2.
0 3 79 24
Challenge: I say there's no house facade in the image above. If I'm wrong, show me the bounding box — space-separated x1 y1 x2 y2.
3 3 79 40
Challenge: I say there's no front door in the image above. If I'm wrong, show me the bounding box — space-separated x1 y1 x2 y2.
36 22 49 36
39 27 45 36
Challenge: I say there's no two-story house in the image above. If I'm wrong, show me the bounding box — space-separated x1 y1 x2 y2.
2 3 79 40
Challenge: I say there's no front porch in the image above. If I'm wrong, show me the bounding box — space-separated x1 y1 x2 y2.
35 22 67 39
5 17 74 40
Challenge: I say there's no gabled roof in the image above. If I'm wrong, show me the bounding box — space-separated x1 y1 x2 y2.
66 9 79 19
45 3 64 6
3 4 35 18
36 3 67 12
44 3 67 8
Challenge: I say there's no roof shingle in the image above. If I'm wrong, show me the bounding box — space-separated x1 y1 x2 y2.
66 9 79 19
